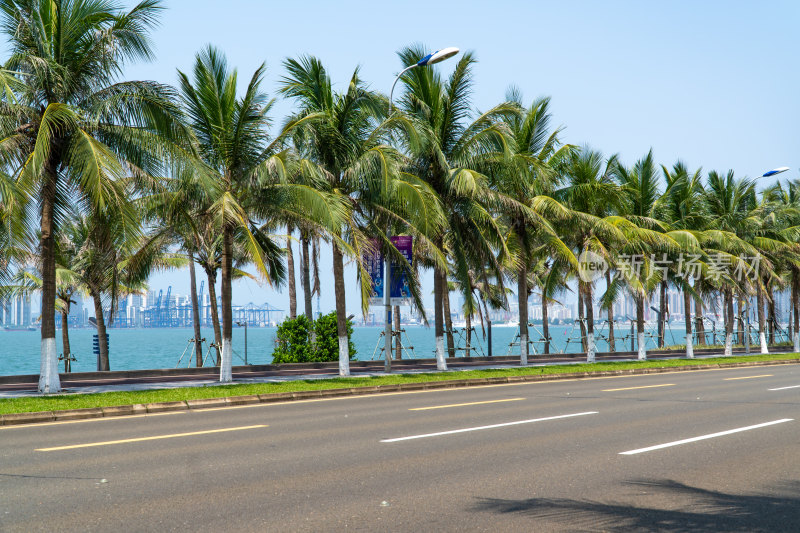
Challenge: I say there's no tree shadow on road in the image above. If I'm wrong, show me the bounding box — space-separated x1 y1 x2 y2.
472 479 800 532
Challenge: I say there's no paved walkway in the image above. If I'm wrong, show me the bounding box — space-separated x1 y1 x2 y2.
0 350 751 398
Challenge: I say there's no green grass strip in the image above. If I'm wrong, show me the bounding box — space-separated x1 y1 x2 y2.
2 353 799 415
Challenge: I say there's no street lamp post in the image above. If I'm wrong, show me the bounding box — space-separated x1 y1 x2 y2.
385 47 459 373
756 166 790 354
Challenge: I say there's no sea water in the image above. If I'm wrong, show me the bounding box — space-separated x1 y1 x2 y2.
0 323 695 376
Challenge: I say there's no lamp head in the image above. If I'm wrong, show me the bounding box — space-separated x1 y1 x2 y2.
762 166 790 177
417 47 459 67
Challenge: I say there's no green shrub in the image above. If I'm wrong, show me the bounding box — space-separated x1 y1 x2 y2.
312 312 356 361
271 314 313 363
271 312 356 363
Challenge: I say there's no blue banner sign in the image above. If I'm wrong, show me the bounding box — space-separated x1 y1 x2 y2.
390 236 413 306
365 238 384 306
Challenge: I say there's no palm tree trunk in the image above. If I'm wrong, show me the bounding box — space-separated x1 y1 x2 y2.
393 305 401 360
683 287 694 358
636 295 646 360
757 282 768 354
695 296 705 346
465 311 472 358
658 281 667 348
206 268 222 365
286 223 297 320
578 288 587 352
584 281 596 362
768 296 776 344
301 232 315 344
188 253 203 367
433 262 448 370
61 305 71 372
219 225 234 382
482 296 493 357
606 271 615 353
542 297 550 355
736 297 745 346
332 242 350 376
92 290 110 371
518 264 529 365
725 289 734 356
301 233 313 318
793 271 800 352
788 289 793 340
443 280 455 358
38 159 61 393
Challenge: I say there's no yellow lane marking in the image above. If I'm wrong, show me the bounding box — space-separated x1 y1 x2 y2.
724 374 773 381
409 398 525 411
602 384 676 392
36 424 267 451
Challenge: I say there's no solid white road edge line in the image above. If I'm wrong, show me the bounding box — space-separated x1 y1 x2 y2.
380 411 598 443
769 385 800 391
619 418 794 455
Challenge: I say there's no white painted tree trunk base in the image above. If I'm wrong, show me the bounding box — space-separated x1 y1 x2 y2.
794 332 799 354
338 335 350 376
637 332 646 360
38 337 61 394
435 335 447 371
220 338 232 382
586 333 596 363
759 332 769 354
520 333 528 366
724 333 733 357
685 334 694 359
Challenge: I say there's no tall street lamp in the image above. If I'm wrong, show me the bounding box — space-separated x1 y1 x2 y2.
754 166 790 354
384 47 459 373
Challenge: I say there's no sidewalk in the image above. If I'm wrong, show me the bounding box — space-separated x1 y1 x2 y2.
0 347 769 398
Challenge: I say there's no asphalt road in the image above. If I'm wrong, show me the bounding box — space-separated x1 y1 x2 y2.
2 364 799 532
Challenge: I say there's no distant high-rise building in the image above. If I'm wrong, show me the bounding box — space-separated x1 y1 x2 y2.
22 294 31 325
130 293 143 308
68 293 84 324
14 296 22 325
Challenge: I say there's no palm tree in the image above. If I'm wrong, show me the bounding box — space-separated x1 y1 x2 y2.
658 161 706 358
280 55 441 375
177 47 344 381
143 169 220 367
703 170 764 356
489 94 577 365
4 260 80 372
558 147 621 361
53 231 82 371
742 188 799 354
761 179 800 351
63 198 164 371
614 150 684 360
530 257 570 355
397 45 513 369
0 0 180 392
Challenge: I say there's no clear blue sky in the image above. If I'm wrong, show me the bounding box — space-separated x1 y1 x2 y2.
121 0 798 315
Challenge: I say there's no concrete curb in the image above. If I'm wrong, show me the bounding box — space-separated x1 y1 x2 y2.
2 359 797 427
